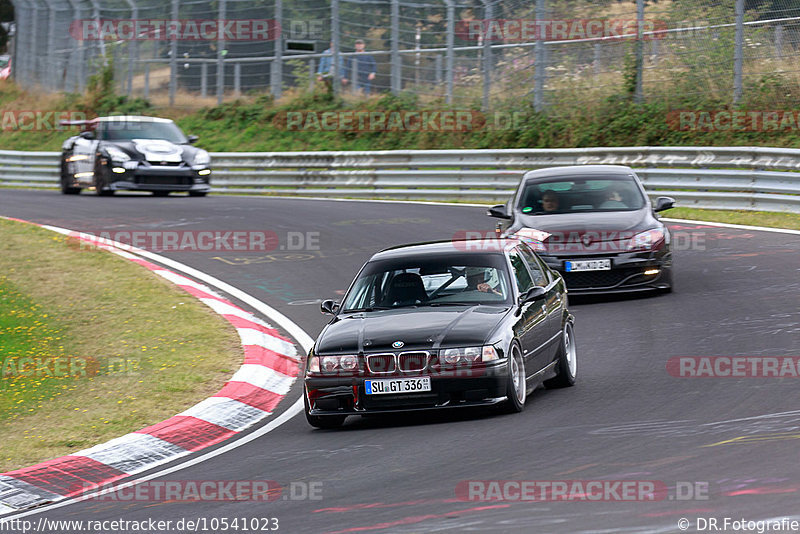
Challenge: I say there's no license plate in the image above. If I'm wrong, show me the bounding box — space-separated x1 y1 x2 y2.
365 377 431 395
565 259 611 272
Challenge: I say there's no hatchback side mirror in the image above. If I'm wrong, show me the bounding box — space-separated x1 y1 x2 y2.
487 204 511 219
320 299 340 315
654 196 675 212
79 130 95 140
187 135 199 144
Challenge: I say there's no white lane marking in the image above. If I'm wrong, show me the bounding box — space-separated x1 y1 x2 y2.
74 434 189 475
178 397 268 432
199 297 261 319
0 398 304 521
0 223 312 521
228 364 295 395
237 328 298 359
662 217 800 236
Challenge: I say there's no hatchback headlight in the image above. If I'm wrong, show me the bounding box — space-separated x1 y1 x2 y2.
627 229 665 251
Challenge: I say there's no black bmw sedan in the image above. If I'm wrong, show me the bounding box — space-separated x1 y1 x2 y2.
303 238 576 429
488 165 675 294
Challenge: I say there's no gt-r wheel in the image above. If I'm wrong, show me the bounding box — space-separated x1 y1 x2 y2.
503 343 526 413
304 394 346 429
94 158 114 196
60 156 81 195
545 322 577 389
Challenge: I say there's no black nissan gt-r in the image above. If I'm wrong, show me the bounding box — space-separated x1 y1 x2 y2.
60 115 211 197
303 238 577 429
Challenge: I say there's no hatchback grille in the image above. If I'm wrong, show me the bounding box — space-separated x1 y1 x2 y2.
562 267 645 289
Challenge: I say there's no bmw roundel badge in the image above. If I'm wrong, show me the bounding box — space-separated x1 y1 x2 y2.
392 340 405 349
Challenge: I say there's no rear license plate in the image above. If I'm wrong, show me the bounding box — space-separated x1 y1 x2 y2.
565 259 611 272
365 377 431 395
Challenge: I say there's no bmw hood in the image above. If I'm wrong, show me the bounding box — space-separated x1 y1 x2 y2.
315 306 510 354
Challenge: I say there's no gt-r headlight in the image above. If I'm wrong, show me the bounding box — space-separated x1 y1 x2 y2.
105 146 131 163
441 345 499 364
627 228 665 251
193 149 211 166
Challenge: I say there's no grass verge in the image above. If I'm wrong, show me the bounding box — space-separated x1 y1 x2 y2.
0 218 243 471
662 207 800 231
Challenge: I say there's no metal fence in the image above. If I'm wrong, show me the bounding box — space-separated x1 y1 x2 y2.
6 0 800 110
2 146 799 213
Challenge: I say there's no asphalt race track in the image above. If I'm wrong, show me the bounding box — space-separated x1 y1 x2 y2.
2 189 800 533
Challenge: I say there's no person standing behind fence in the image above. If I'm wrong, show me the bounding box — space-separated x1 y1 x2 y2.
316 41 344 93
342 39 377 95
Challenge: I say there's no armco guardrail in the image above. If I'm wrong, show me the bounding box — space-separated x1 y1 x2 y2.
2 147 800 213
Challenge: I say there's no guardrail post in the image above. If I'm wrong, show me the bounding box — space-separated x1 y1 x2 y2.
201 62 208 97
733 0 744 104
775 24 784 60
217 0 226 104
271 0 283 98
169 0 178 106
390 0 400 94
534 0 546 111
234 63 241 96
444 0 454 104
331 0 340 96
634 0 644 104
480 0 493 111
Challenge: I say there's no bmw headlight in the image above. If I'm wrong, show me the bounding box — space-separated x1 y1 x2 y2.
193 149 211 166
441 346 499 364
105 146 131 163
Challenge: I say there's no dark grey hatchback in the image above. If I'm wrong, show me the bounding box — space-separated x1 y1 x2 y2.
303 238 576 429
488 165 675 294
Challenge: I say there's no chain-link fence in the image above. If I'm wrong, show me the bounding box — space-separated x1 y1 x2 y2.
7 0 800 110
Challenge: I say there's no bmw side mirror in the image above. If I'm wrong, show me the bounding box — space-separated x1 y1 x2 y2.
654 196 675 212
320 299 340 315
487 204 511 219
518 286 546 306
79 130 95 140
187 135 199 144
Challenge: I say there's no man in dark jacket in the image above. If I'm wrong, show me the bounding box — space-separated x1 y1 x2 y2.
342 39 377 95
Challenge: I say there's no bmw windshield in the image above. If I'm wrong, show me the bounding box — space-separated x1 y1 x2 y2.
341 255 513 312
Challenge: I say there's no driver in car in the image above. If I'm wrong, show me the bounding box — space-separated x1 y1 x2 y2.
465 267 502 295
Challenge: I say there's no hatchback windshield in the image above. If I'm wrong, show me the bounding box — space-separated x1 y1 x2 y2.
97 120 188 143
519 175 645 215
341 255 512 312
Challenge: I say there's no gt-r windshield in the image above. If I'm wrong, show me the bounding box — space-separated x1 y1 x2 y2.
97 121 188 143
341 255 512 312
519 175 646 215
